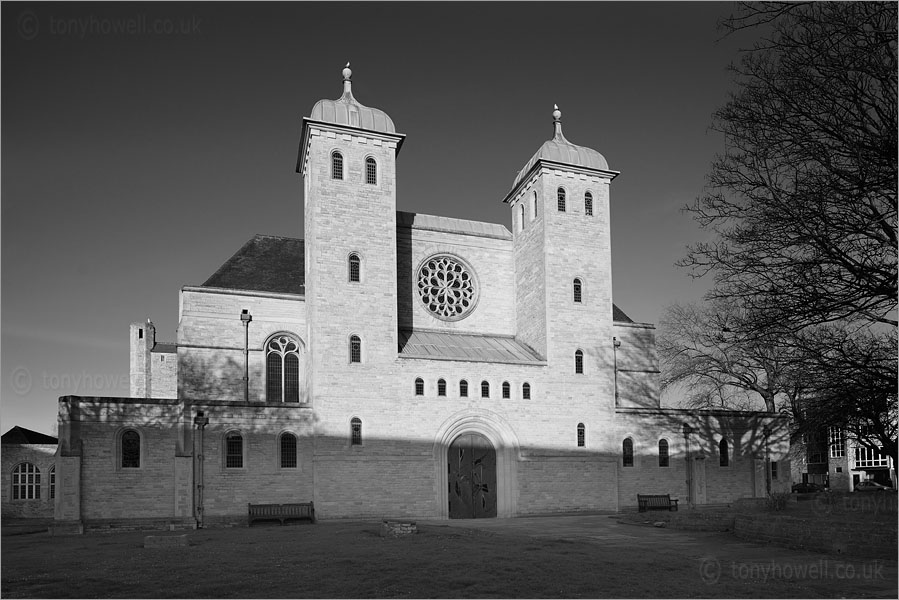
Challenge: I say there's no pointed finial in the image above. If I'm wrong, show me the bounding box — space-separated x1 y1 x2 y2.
552 104 563 139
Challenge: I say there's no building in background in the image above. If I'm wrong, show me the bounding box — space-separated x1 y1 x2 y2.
2 426 58 519
52 67 789 531
792 427 896 491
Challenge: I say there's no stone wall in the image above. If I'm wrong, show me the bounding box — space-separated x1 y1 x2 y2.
1 443 57 518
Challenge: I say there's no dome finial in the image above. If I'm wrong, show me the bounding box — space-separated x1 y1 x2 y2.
552 104 564 139
342 62 353 96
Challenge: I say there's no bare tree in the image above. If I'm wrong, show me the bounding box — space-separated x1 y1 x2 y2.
659 301 805 413
795 326 898 464
680 2 897 332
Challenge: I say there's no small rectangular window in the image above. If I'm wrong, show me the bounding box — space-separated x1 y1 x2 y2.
138 328 143 339
771 461 778 480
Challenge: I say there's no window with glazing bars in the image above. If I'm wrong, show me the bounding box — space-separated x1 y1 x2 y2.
481 380 490 397
226 433 243 468
122 430 140 468
460 380 468 397
415 378 424 396
557 187 566 211
348 253 361 282
12 463 40 500
658 439 669 467
350 335 361 363
577 423 585 447
573 278 582 303
49 465 56 499
365 157 377 185
522 382 531 399
267 335 301 402
331 152 343 179
575 349 584 374
585 191 593 216
438 379 446 396
623 438 634 467
351 418 362 446
502 381 510 399
280 433 297 468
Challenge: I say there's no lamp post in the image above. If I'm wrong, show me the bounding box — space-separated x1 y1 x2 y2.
613 337 622 406
682 423 693 507
193 411 209 529
763 426 771 496
240 309 252 403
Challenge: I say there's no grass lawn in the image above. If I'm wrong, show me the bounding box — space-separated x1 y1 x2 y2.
2 521 896 598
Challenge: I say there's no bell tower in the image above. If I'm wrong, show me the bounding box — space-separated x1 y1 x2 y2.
505 106 619 410
297 64 405 429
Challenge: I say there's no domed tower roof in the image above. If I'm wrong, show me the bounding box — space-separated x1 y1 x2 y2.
308 63 396 134
507 106 614 197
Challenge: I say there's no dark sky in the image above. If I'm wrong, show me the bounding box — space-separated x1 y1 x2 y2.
2 2 761 433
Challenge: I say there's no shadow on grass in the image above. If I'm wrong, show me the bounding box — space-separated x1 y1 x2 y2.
2 521 896 598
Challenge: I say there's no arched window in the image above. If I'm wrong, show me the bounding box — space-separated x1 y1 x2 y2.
481 380 490 398
460 380 468 397
585 191 593 216
351 417 362 446
12 463 40 500
522 382 531 400
348 253 361 282
557 187 566 212
331 151 344 180
121 430 141 468
573 278 583 303
437 378 446 396
280 433 298 468
532 191 538 220
719 438 729 467
519 204 525 232
415 378 425 396
502 381 511 399
622 438 634 467
577 423 586 447
575 349 584 374
267 335 301 403
49 465 56 499
365 157 377 185
349 335 362 363
225 432 243 468
659 439 669 467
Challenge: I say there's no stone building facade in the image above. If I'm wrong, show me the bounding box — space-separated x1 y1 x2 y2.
2 427 58 519
53 67 790 530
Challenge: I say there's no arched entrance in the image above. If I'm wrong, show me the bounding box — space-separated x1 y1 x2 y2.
448 433 497 518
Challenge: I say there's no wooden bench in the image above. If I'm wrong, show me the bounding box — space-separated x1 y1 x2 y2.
248 502 315 525
637 494 678 512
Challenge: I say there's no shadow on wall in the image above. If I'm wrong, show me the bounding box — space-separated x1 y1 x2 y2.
53 389 789 524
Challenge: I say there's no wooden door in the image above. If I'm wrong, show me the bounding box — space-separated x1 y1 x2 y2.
448 433 497 518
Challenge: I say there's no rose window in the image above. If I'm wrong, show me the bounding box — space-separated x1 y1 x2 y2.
417 255 477 321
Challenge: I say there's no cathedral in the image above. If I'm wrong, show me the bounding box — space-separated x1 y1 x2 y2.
50 67 789 530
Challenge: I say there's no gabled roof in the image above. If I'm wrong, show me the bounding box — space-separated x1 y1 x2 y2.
199 233 635 322
201 235 305 295
1 426 58 445
399 330 545 365
151 342 177 354
613 304 633 323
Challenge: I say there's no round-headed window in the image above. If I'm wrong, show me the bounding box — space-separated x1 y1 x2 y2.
416 254 478 321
